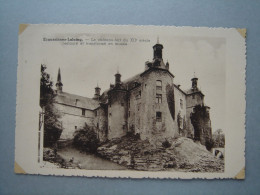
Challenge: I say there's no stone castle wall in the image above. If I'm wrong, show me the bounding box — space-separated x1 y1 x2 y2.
54 103 94 140
107 90 128 140
128 70 179 142
93 106 108 142
186 93 204 139
174 87 187 136
128 85 142 135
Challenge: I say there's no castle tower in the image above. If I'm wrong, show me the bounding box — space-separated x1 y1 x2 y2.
107 70 128 140
55 68 63 92
191 77 198 90
93 84 101 100
115 70 121 87
153 38 164 60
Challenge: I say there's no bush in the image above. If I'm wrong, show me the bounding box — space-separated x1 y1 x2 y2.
73 124 99 153
162 139 171 148
205 138 214 151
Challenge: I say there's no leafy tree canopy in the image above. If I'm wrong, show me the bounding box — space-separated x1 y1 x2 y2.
40 64 62 147
73 124 100 153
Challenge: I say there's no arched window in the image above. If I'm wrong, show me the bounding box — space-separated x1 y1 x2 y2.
156 80 162 90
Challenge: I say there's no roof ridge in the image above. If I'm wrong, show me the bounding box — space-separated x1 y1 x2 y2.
61 91 95 101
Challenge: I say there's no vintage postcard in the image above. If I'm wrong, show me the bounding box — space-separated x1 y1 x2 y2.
15 24 246 179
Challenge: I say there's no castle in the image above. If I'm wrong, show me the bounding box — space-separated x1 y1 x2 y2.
53 41 212 146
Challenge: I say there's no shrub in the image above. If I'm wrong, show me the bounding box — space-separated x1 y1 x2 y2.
73 124 99 153
162 139 171 148
205 138 214 151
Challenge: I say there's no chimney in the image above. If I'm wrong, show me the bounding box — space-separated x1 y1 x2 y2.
166 60 169 70
93 84 101 100
110 84 115 89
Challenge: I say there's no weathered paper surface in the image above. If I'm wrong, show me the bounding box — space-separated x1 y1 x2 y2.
15 24 246 179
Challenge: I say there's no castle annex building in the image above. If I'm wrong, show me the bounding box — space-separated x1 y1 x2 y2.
54 41 212 146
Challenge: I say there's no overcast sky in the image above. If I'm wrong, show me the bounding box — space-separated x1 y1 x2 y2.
39 33 226 133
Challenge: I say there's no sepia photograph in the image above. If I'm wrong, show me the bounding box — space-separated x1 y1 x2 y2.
15 24 245 179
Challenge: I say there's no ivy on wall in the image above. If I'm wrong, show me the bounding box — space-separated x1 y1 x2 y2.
166 84 175 120
190 105 213 150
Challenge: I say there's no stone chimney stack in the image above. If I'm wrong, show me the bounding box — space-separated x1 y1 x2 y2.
166 60 169 70
93 84 101 100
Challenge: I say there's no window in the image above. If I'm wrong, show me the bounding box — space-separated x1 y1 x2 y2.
129 111 130 117
192 94 195 99
180 99 183 109
75 126 77 130
109 113 112 117
156 80 162 90
97 123 99 129
95 110 98 116
121 102 124 106
156 94 162 103
180 118 183 129
82 109 85 116
128 101 130 108
156 112 162 122
136 90 141 99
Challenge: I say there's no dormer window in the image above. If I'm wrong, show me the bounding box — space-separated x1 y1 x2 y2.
75 99 79 105
156 80 162 90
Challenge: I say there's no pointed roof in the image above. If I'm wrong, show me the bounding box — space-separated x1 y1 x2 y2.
57 68 62 83
192 71 198 80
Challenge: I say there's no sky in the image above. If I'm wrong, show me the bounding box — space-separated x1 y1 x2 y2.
39 33 226 133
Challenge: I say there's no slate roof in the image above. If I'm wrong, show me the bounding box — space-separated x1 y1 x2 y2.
122 73 142 90
185 88 204 96
54 91 100 110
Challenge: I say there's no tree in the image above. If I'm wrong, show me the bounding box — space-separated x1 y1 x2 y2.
190 105 212 150
40 64 63 147
73 123 100 153
212 129 225 148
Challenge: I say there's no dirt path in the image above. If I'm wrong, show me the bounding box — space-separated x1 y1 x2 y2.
58 147 126 170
